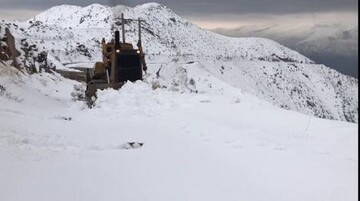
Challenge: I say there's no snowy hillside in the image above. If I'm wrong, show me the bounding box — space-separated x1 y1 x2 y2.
0 60 358 201
0 2 358 123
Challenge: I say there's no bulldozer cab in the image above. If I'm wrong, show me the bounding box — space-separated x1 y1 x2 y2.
101 40 143 83
116 49 142 82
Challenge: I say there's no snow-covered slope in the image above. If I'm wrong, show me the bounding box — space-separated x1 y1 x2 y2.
0 3 357 122
0 60 358 201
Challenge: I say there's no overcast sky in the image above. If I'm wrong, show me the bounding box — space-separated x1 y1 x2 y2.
0 0 358 29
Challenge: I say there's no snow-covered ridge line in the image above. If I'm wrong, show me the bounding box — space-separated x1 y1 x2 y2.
23 2 311 64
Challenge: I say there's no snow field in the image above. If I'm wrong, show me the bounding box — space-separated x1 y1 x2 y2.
0 63 357 201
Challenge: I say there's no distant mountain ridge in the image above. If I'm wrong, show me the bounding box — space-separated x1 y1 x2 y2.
0 3 358 122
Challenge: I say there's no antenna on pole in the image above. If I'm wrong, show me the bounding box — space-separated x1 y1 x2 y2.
138 17 141 43
136 18 147 73
121 13 125 43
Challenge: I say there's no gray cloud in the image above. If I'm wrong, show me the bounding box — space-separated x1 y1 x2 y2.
0 0 358 16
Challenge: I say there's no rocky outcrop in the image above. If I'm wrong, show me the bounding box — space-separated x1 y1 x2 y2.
0 27 20 68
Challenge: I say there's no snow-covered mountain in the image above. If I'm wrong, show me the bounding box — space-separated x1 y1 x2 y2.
212 23 358 77
213 23 358 57
0 3 358 122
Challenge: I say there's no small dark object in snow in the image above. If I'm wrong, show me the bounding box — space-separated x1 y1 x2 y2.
60 117 72 121
119 142 144 149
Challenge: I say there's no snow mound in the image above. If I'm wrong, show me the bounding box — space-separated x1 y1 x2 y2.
0 62 78 108
91 81 199 117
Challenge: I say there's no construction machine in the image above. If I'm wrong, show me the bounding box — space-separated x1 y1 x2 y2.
85 14 147 103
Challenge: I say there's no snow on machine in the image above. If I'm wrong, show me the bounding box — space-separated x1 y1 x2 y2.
85 14 147 104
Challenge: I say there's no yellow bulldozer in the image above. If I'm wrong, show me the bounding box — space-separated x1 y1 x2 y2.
85 14 147 104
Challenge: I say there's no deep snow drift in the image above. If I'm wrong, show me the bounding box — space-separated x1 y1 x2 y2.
0 61 357 201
